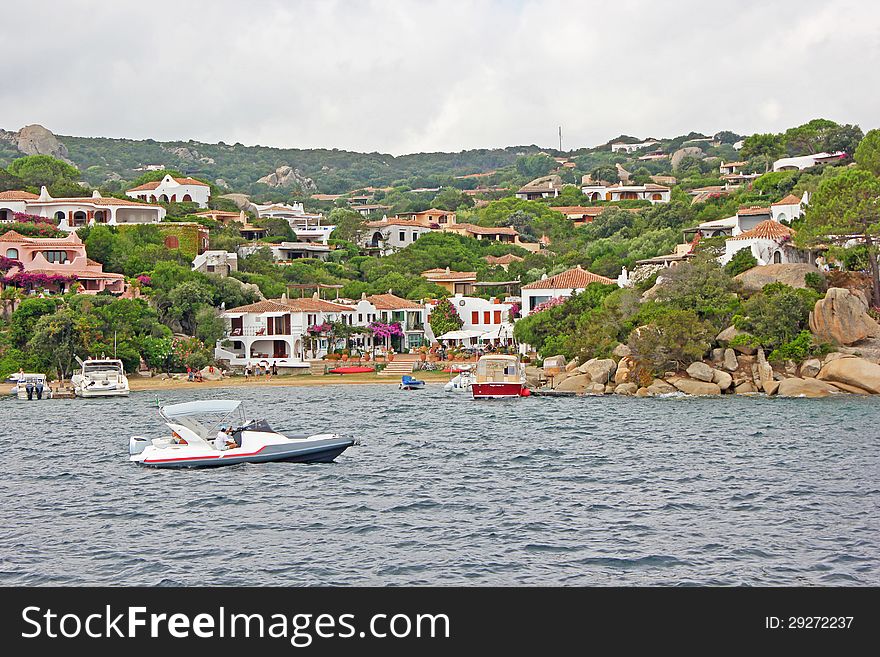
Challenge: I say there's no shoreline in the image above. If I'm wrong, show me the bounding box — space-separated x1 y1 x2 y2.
127 371 453 392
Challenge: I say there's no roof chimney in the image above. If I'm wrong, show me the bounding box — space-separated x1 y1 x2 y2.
92 190 102 198
280 292 288 302
38 186 51 202
313 292 319 300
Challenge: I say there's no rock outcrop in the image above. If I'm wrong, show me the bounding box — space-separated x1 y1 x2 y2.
614 382 638 396
735 263 821 293
686 361 714 382
712 369 733 391
555 373 591 393
723 348 739 371
776 377 839 398
671 146 704 169
809 287 880 346
817 356 880 394
647 379 676 395
799 358 821 378
578 358 617 385
3 124 72 163
257 165 318 193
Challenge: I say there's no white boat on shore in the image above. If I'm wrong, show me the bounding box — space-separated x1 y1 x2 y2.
71 356 130 398
8 373 52 400
129 400 354 469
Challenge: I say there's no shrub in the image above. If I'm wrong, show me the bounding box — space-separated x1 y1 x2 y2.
734 283 820 350
724 248 758 277
767 331 831 363
804 272 827 294
627 309 714 375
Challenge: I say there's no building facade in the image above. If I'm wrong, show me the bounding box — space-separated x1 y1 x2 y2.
520 265 616 317
126 174 211 207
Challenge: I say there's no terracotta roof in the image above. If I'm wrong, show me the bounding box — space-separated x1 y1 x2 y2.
366 293 423 310
729 220 795 241
0 190 39 201
737 206 772 216
521 265 615 290
421 268 477 281
0 230 80 244
127 177 208 192
771 194 802 206
455 223 518 236
227 297 352 314
485 254 525 265
720 161 747 168
551 206 605 216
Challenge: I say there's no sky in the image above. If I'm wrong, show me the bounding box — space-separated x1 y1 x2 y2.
3 0 879 155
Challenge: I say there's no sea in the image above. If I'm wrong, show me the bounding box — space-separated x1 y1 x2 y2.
1 384 877 586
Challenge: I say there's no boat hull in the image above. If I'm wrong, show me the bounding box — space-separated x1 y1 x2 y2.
134 437 354 469
76 387 130 398
471 382 525 399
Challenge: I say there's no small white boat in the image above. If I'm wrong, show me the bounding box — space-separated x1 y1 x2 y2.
130 399 354 469
8 373 52 400
444 366 475 393
72 356 130 398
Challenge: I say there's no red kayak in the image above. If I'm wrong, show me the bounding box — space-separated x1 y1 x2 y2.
328 366 375 374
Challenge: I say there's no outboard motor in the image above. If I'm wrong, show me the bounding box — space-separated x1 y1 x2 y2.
129 436 150 456
25 381 34 400
35 382 44 400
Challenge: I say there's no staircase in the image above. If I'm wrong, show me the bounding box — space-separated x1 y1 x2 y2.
377 359 416 376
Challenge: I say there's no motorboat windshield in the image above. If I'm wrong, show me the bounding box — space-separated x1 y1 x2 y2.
82 359 125 374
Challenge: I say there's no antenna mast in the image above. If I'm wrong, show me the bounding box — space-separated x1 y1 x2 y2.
558 126 562 151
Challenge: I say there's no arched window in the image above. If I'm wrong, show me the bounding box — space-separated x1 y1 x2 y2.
160 194 169 203
182 194 192 202
652 193 662 201
6 248 19 259
54 211 65 223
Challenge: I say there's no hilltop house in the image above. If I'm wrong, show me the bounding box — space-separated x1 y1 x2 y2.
580 182 670 204
610 140 659 153
684 206 774 239
485 253 524 270
363 217 433 255
238 241 331 262
0 230 125 294
396 208 457 226
721 220 808 267
253 202 335 244
421 268 477 295
194 210 247 225
1 187 166 230
126 174 211 207
520 265 616 317
719 161 747 175
192 250 238 276
515 177 561 200
773 151 846 172
215 294 354 369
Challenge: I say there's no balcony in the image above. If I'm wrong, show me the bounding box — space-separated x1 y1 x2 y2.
227 327 292 337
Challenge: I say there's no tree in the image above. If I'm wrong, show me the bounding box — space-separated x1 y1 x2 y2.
627 309 714 374
428 298 463 338
740 134 784 169
166 280 215 334
782 119 840 156
328 208 367 242
822 123 863 156
724 247 758 277
734 283 820 350
515 154 556 179
194 306 226 345
796 168 880 305
652 255 741 328
7 155 80 188
27 306 98 379
714 131 741 144
854 129 880 176
590 165 619 184
0 168 24 192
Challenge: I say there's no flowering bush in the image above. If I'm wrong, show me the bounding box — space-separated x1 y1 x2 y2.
136 274 152 287
368 321 404 338
0 221 66 238
307 322 332 335
0 255 23 272
12 212 53 225
2 271 77 289
532 297 566 314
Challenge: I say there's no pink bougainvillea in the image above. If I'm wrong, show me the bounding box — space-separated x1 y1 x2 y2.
136 275 152 286
1 271 77 289
307 322 332 335
532 297 566 314
368 321 403 338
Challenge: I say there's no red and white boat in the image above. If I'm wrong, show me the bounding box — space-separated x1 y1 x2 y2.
471 354 529 399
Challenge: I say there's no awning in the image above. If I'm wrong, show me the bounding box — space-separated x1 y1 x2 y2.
161 400 241 419
480 323 514 341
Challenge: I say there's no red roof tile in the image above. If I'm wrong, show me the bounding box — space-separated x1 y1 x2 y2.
771 194 802 206
521 265 615 290
0 190 39 201
366 293 423 310
729 220 795 241
736 206 772 216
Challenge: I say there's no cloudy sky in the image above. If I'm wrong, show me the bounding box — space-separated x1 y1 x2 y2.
3 0 879 154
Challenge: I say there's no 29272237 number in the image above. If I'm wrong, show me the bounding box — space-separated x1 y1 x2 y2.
765 616 854 629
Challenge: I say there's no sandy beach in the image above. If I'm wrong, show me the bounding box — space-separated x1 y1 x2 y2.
127 371 453 392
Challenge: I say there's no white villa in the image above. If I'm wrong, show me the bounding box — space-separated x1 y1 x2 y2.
254 202 336 244
238 241 331 261
770 193 807 223
126 174 211 207
345 293 427 352
685 206 774 239
0 187 165 231
610 140 659 153
520 265 616 317
363 217 433 255
192 250 238 276
772 151 846 172
580 182 671 204
719 161 747 175
425 294 515 343
721 220 808 267
215 295 354 369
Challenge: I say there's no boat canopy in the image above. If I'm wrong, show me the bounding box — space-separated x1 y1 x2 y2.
161 399 242 419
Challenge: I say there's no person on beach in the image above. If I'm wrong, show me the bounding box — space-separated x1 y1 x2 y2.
244 364 251 380
271 361 278 377
186 366 193 382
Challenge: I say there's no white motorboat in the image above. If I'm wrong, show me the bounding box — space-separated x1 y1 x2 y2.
444 365 475 393
130 399 355 469
8 373 52 400
71 356 130 398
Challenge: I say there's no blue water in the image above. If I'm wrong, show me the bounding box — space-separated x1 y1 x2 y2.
0 385 878 585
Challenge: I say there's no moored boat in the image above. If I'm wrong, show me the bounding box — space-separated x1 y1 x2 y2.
8 373 52 400
471 354 529 399
129 399 354 469
444 365 475 393
399 375 425 390
72 356 130 398
328 366 374 374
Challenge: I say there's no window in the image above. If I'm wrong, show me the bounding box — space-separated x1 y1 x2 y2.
42 250 68 263
494 310 502 324
358 313 363 323
471 311 479 324
483 311 490 324
5 248 18 259
207 265 215 273
399 231 406 242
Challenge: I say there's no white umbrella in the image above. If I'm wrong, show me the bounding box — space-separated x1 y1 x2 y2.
437 329 484 342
